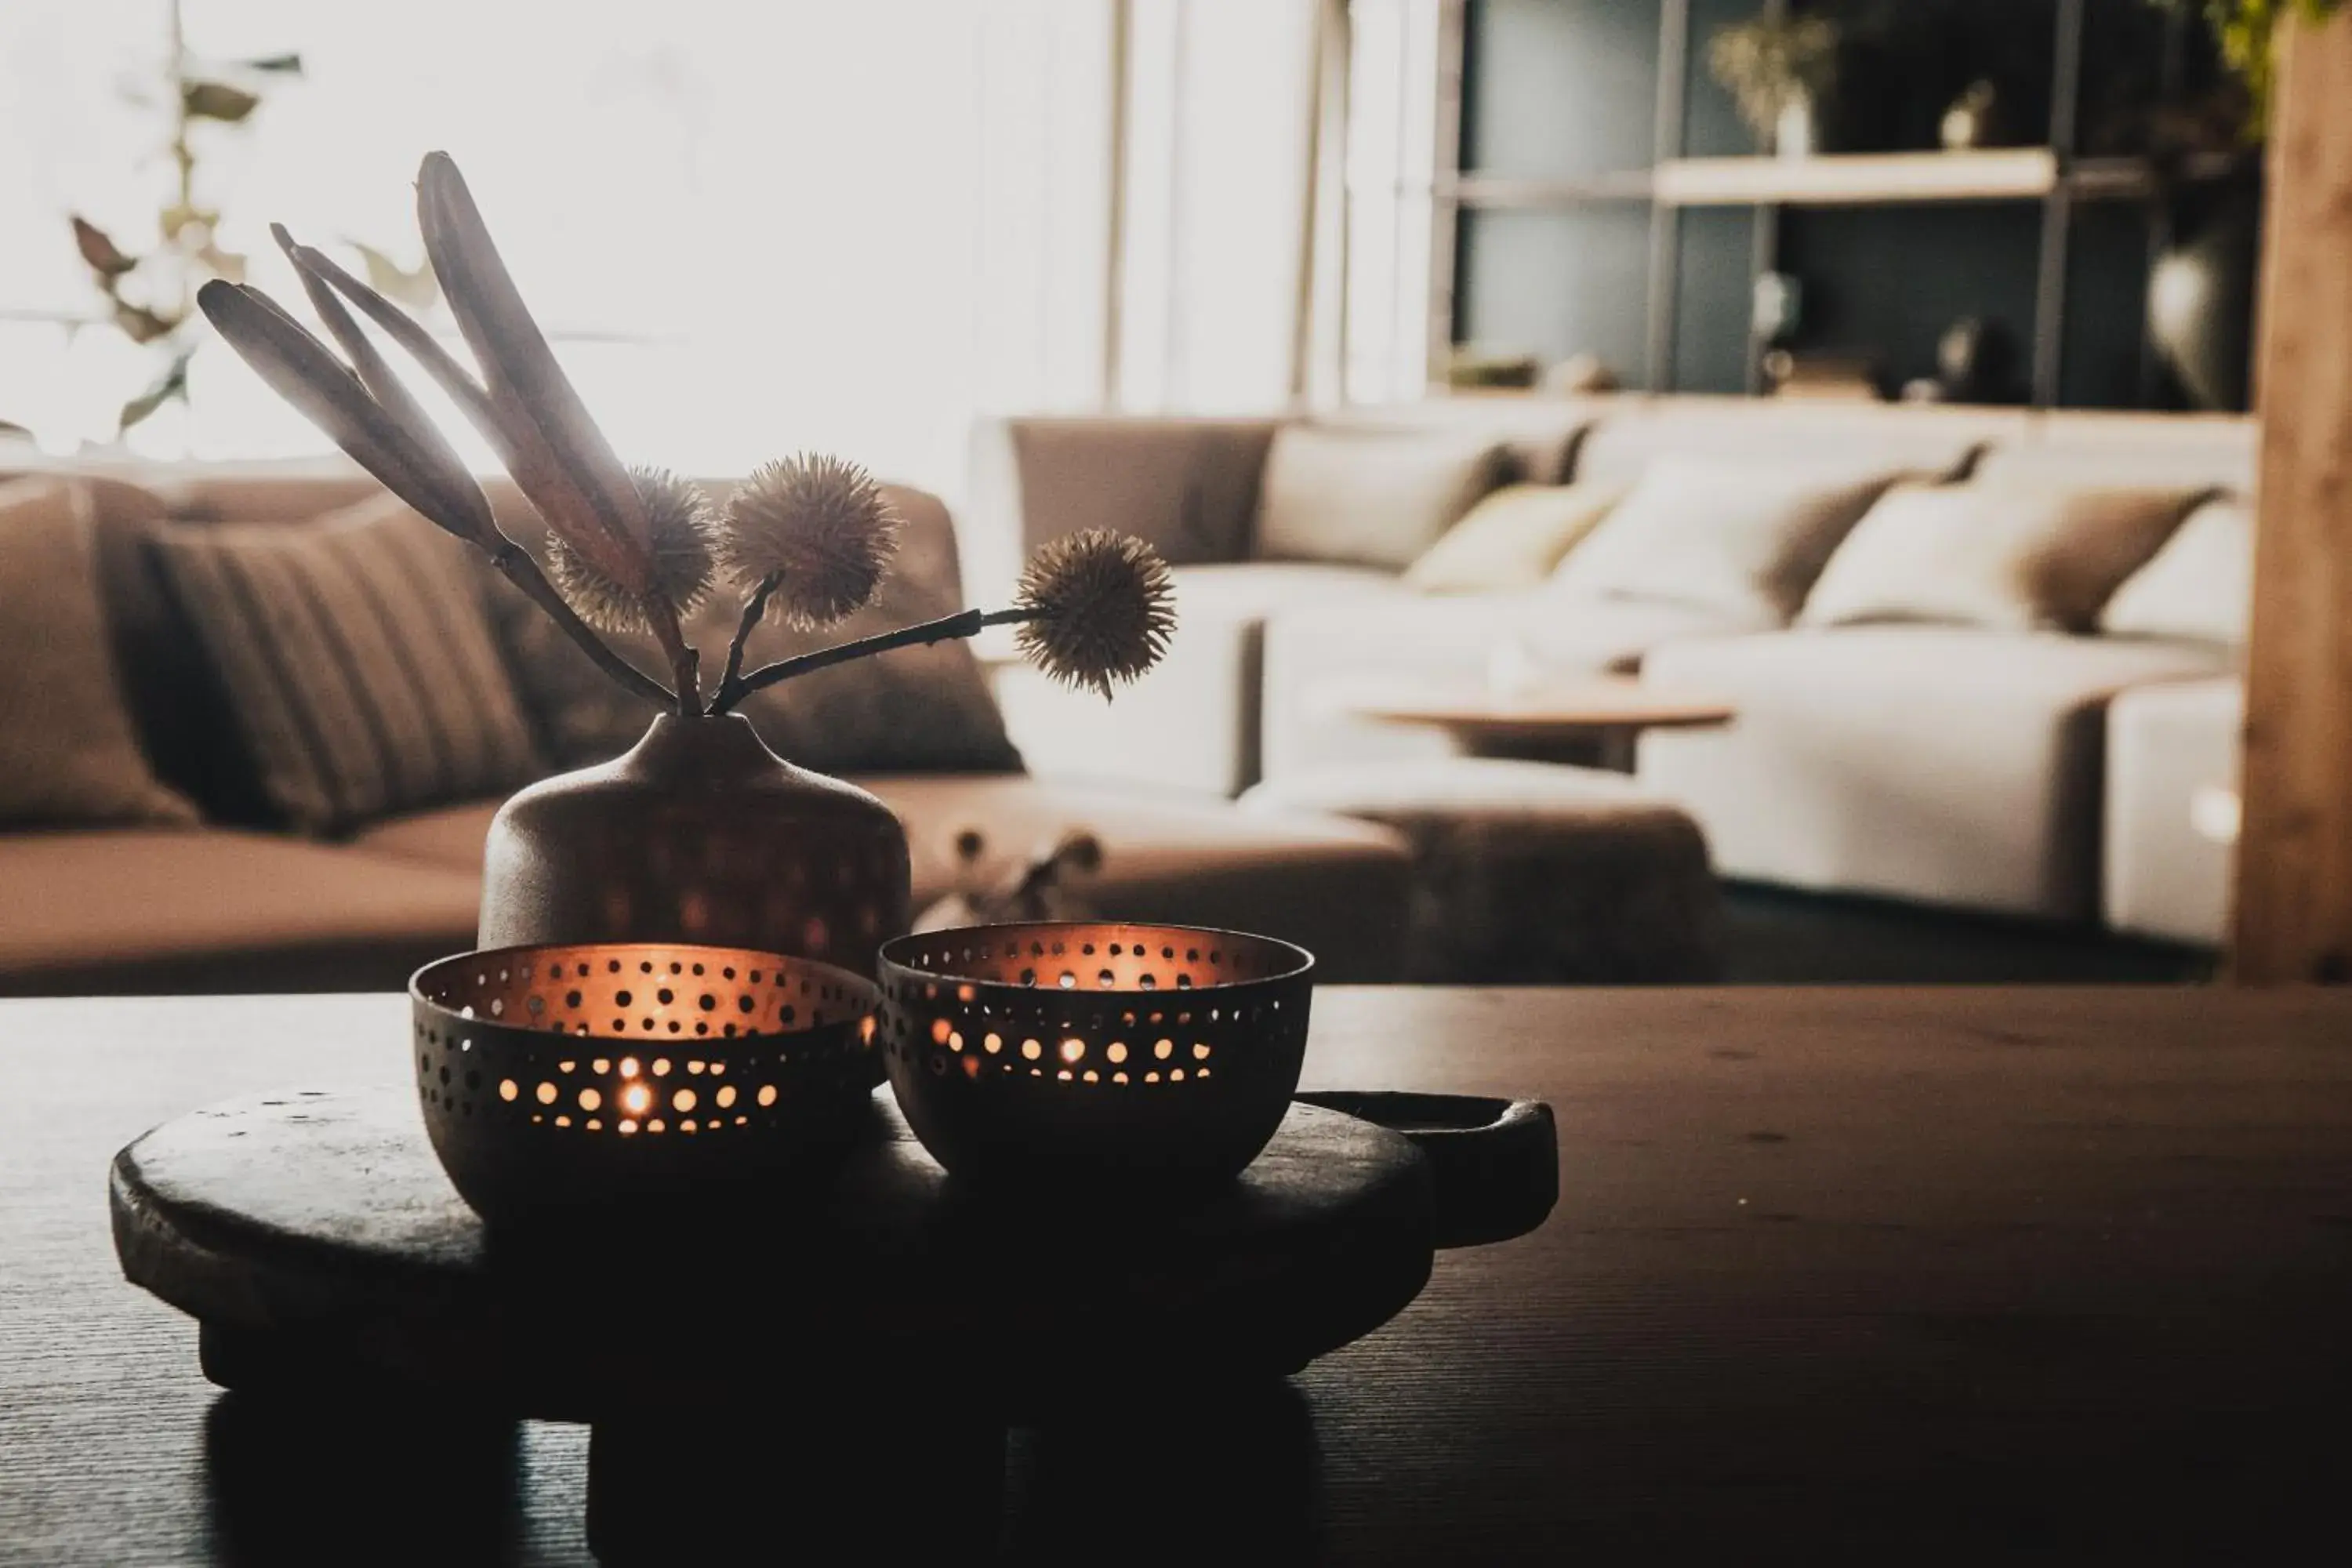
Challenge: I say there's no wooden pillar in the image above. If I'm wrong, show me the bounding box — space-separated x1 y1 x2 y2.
2234 8 2352 982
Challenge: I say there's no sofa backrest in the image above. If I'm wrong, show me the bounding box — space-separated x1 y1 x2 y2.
1969 411 2256 496
1320 397 1608 485
7 460 978 820
1569 397 2028 487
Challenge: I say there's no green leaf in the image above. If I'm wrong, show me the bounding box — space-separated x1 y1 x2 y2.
182 80 261 123
118 352 192 434
238 53 303 74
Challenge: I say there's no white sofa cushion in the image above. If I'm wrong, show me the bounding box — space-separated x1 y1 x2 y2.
2103 677 2242 945
1550 455 1907 624
1636 627 2233 920
1255 423 1509 569
1800 480 2207 634
1403 481 1626 593
2100 497 2252 648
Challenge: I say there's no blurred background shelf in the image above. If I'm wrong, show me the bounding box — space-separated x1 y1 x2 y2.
1434 0 2256 413
1653 149 2060 206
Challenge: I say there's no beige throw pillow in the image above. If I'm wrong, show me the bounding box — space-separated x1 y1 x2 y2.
2099 496 2252 648
1255 424 1510 570
1800 480 2209 634
151 493 543 834
1549 455 1905 623
0 479 198 826
1403 481 1627 593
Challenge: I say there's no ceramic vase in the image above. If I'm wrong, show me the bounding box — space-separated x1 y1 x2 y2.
479 713 912 977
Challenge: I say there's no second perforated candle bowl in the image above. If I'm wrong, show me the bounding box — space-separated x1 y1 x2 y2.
877 922 1315 1189
412 942 881 1229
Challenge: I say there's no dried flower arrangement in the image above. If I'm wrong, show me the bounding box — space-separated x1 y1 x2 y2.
198 152 1175 720
1706 14 1839 151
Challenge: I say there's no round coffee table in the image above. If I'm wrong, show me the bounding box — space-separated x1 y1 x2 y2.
1319 673 1736 771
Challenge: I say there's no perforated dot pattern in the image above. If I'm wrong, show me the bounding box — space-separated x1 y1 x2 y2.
412 942 883 1222
877 923 1314 1185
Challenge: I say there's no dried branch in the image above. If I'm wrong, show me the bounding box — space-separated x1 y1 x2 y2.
711 607 1036 716
714 572 781 706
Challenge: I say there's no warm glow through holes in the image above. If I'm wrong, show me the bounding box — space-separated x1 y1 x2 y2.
757 1084 778 1107
1059 1038 1085 1064
715 1084 737 1109
619 1057 641 1078
622 1083 653 1116
673 1088 697 1112
579 1087 603 1112
535 1081 557 1105
1021 1038 1043 1061
499 1079 518 1102
1153 1039 1174 1060
1106 1042 1128 1064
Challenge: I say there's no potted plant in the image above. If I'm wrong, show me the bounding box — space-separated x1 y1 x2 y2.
201 153 1176 974
1707 13 1841 158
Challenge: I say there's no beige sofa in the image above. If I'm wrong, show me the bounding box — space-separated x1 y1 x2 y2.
975 397 2254 943
0 461 1412 994
2103 677 2243 945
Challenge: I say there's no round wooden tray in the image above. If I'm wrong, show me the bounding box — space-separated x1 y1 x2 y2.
110 1086 1492 1421
114 1084 1552 1559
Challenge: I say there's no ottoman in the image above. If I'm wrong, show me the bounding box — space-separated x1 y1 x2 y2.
1239 758 1722 984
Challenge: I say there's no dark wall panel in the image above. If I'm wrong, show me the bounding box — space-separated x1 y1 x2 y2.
1455 206 1654 389
1461 0 1663 178
1810 0 2059 153
1777 202 2042 400
2060 203 2154 409
1674 206 1756 393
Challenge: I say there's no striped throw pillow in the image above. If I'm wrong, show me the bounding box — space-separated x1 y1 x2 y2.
151 492 542 834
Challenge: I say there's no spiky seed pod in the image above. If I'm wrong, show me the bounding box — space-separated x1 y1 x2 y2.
1012 529 1176 699
720 454 900 630
544 467 719 634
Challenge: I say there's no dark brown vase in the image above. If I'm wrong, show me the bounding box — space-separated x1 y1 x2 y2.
479 713 912 977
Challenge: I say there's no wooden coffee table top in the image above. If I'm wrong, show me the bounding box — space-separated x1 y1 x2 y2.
1326 673 1735 731
1321 673 1735 757
9 986 2352 1560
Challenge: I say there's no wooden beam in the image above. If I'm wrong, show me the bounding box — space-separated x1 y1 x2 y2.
2233 9 2352 982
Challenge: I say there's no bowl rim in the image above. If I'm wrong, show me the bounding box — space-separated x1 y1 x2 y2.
878 921 1315 993
408 941 882 1039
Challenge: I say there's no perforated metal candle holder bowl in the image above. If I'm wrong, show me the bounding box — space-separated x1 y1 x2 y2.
412 943 881 1229
878 923 1315 1189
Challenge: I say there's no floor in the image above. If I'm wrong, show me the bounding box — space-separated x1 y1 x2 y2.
1718 884 2215 985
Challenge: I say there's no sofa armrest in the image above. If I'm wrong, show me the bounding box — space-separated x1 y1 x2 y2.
965 415 1283 604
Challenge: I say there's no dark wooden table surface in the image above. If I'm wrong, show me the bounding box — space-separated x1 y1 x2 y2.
7 987 2352 1564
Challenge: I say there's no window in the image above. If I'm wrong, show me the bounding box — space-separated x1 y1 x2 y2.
0 0 1116 499
0 1 1351 494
